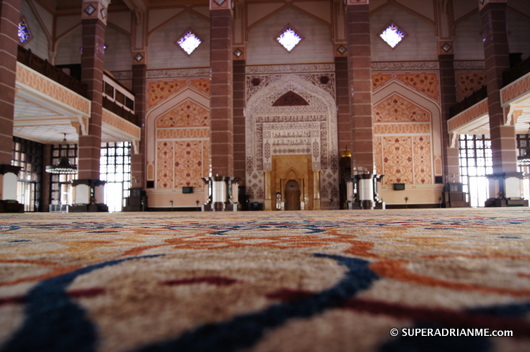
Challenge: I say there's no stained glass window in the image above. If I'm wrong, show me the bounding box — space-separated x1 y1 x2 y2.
176 30 202 55
18 18 31 44
379 23 406 49
276 26 303 52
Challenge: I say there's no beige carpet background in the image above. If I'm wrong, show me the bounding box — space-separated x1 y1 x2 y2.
0 208 529 351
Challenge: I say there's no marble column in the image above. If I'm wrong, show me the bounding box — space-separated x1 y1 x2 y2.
73 0 109 211
480 0 522 203
439 49 460 184
335 56 351 156
204 0 238 211
345 0 374 174
124 54 147 211
210 0 234 178
0 0 23 212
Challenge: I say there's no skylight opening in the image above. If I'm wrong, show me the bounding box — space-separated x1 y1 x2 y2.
379 23 406 49
18 18 31 44
176 29 202 55
276 26 303 52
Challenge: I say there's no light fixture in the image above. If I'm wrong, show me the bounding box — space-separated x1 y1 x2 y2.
517 123 530 166
46 134 77 174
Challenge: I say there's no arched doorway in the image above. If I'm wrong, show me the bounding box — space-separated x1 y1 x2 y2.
284 179 301 210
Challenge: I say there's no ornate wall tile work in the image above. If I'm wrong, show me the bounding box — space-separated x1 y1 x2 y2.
148 78 210 108
174 140 208 188
156 99 209 127
382 136 414 184
413 136 432 184
148 80 187 108
456 71 486 102
154 96 210 190
157 141 174 189
395 73 439 101
246 72 336 102
190 79 211 96
373 93 433 185
372 73 393 91
156 128 209 140
374 124 431 134
374 94 430 123
375 137 383 176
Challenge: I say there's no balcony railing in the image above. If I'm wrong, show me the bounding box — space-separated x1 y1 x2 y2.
449 85 488 117
17 46 87 97
102 96 138 125
17 46 138 126
503 54 530 86
102 72 138 125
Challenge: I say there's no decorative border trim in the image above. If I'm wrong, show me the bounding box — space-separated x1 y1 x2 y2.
147 68 211 80
371 61 439 71
447 99 488 133
102 109 141 140
16 62 91 116
246 64 335 75
501 72 530 107
454 61 486 70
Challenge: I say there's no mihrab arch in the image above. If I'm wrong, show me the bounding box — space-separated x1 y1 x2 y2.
245 74 339 210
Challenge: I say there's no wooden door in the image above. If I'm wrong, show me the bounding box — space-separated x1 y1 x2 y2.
284 179 301 210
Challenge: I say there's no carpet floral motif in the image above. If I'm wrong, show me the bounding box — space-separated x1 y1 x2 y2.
1 209 529 352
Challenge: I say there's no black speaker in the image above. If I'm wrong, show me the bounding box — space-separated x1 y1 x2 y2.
393 183 405 190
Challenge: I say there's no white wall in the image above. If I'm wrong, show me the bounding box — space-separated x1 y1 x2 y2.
20 0 49 60
370 4 437 62
55 26 82 65
453 12 484 61
507 10 530 61
104 25 133 72
148 11 210 69
246 7 334 65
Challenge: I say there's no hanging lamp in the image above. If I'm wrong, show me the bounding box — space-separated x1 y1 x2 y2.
46 133 77 174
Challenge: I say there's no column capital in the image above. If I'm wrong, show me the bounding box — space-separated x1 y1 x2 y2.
438 41 454 55
344 0 369 6
132 51 147 65
81 0 110 24
209 0 234 11
478 0 507 12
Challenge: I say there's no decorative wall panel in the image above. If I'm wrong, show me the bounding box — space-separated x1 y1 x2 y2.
456 71 486 102
148 78 210 108
372 71 439 101
157 141 174 189
373 93 433 185
382 136 414 185
245 73 338 209
150 80 211 190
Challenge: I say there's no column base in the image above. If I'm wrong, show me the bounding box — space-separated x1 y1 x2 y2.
348 173 384 210
201 176 240 211
123 187 147 211
72 179 108 212
0 200 24 213
70 203 109 212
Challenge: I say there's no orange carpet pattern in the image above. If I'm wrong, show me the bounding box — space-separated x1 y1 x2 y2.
1 208 529 352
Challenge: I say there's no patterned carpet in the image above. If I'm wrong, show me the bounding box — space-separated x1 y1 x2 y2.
1 208 529 352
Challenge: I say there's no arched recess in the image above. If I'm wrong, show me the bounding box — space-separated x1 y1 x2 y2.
146 88 210 191
245 74 338 210
372 79 443 203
